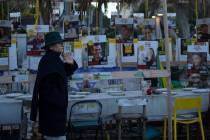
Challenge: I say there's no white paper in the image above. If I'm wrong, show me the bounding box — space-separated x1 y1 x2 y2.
188 44 208 52
9 44 18 70
0 58 8 65
29 56 41 70
14 74 29 82
74 48 83 68
121 43 138 63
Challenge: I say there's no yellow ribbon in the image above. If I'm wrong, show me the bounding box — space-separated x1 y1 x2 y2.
195 0 198 19
35 0 40 26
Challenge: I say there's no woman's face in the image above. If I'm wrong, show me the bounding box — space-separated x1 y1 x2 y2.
147 48 154 60
192 54 201 66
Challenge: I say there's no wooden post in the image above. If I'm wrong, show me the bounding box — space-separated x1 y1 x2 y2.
162 0 173 140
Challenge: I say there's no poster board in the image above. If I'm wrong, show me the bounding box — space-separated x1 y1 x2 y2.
177 38 194 61
82 35 116 67
115 18 134 43
187 44 209 87
196 18 210 60
0 20 11 70
64 15 79 41
9 36 18 70
27 25 49 70
121 42 136 63
158 38 172 62
137 41 158 69
26 25 49 56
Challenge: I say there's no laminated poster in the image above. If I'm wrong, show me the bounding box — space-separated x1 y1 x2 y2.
137 41 158 69
187 44 209 87
64 15 79 41
26 25 49 56
0 20 11 68
135 18 156 41
115 18 134 43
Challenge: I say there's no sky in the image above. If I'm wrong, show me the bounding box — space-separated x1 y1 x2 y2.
91 2 118 18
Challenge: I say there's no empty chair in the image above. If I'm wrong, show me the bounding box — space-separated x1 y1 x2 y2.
163 97 205 140
0 99 23 139
67 100 103 140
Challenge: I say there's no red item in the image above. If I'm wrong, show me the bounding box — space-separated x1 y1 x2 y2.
147 88 152 95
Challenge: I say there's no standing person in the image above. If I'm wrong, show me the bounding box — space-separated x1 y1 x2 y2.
30 32 78 140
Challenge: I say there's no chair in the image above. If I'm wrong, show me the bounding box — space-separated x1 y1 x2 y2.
163 97 205 140
114 98 147 140
67 100 103 140
0 99 23 140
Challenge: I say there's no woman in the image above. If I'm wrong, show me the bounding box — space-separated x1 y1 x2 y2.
30 32 78 140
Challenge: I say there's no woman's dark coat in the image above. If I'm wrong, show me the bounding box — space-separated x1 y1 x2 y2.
30 50 78 136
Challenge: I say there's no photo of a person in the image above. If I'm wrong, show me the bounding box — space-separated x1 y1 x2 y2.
64 21 79 41
137 42 158 70
0 27 10 45
116 23 133 43
143 26 153 41
26 25 49 56
144 48 156 69
197 24 210 42
120 25 131 41
28 33 45 50
65 23 78 39
187 52 209 88
88 43 107 65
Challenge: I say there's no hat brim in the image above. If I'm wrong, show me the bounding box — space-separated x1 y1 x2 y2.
42 39 66 49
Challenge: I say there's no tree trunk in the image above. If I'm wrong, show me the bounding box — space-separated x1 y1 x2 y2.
39 0 52 25
176 4 190 38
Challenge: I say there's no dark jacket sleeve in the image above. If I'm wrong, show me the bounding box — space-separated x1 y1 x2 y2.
39 73 67 108
64 60 78 76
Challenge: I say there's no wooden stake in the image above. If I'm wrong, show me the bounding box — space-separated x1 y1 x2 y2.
162 0 172 140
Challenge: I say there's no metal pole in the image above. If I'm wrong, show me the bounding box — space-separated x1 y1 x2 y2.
162 0 172 140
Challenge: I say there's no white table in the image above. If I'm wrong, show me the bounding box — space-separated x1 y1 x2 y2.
67 90 209 120
1 90 209 121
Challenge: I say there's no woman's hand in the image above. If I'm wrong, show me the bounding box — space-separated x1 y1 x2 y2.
63 53 74 64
